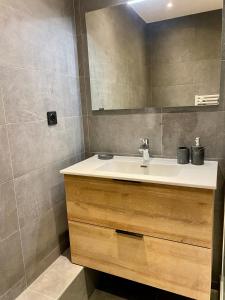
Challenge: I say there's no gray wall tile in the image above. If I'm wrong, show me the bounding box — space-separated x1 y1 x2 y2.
21 203 68 284
194 10 222 60
0 232 25 296
7 117 83 178
1 67 82 123
152 61 194 87
194 59 221 95
0 126 12 184
0 0 83 297
162 111 225 159
0 277 26 300
15 158 76 229
89 114 162 155
152 85 195 107
0 181 18 241
0 0 77 74
150 16 195 64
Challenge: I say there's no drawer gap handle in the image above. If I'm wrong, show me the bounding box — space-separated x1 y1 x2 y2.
115 229 143 239
113 179 141 184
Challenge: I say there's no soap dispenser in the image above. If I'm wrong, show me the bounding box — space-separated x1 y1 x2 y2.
191 137 205 165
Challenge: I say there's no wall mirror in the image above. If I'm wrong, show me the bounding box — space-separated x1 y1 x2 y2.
86 0 223 110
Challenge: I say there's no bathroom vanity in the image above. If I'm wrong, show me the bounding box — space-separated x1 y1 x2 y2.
61 156 218 300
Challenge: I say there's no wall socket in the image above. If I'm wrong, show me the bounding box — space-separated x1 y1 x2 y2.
47 111 57 126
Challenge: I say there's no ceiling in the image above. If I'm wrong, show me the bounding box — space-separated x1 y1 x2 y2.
128 0 223 23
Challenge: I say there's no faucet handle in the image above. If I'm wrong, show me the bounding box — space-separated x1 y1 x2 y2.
140 138 150 147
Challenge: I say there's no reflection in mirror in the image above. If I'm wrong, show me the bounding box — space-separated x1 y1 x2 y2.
86 0 223 110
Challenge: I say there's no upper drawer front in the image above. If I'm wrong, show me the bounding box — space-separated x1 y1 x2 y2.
69 221 211 300
65 176 214 248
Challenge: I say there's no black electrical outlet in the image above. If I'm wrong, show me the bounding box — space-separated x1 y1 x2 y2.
47 111 57 126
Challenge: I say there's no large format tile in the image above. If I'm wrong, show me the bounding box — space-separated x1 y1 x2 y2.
0 232 25 297
30 255 85 299
0 3 32 69
152 61 194 87
7 117 83 178
150 17 195 64
194 10 222 61
0 0 82 298
162 111 225 158
88 113 162 156
0 278 26 300
1 67 81 124
20 203 68 284
0 125 12 184
194 59 221 95
16 289 52 300
15 157 76 229
0 181 18 241
0 1 77 76
152 85 195 108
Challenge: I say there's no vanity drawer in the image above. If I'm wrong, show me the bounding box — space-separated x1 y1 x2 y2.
69 221 211 300
65 176 214 248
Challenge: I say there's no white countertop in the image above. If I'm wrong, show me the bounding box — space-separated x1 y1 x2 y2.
60 155 218 190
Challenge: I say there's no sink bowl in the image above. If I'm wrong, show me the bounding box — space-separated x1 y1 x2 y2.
96 160 182 177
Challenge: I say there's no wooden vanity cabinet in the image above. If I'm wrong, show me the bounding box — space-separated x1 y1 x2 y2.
64 175 214 300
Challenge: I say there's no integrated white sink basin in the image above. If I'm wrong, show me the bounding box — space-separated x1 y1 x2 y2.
60 155 218 189
96 161 182 177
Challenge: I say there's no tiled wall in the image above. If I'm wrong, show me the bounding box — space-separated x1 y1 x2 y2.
0 0 83 298
86 6 222 109
148 10 222 107
86 5 148 110
74 0 225 286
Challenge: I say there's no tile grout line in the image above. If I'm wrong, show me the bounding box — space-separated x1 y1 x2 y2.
3 115 83 126
0 88 28 290
8 152 78 181
0 62 78 79
0 229 19 244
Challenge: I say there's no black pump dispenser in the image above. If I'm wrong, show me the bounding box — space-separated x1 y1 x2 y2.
191 137 205 165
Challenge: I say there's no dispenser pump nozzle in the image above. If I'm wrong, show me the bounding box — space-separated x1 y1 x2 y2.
195 137 200 147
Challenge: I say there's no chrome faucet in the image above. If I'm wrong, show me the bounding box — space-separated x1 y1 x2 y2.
139 138 150 167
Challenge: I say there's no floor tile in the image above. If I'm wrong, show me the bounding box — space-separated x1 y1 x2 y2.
90 290 126 300
16 289 53 300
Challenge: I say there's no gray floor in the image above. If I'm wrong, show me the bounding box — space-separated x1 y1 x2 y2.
90 273 220 300
90 288 219 300
90 290 125 300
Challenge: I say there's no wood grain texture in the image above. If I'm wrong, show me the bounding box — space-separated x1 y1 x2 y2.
65 175 214 248
69 221 212 300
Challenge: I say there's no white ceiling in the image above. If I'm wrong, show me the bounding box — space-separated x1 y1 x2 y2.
129 0 223 23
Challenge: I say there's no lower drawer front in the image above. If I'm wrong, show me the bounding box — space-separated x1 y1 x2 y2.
69 221 211 300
